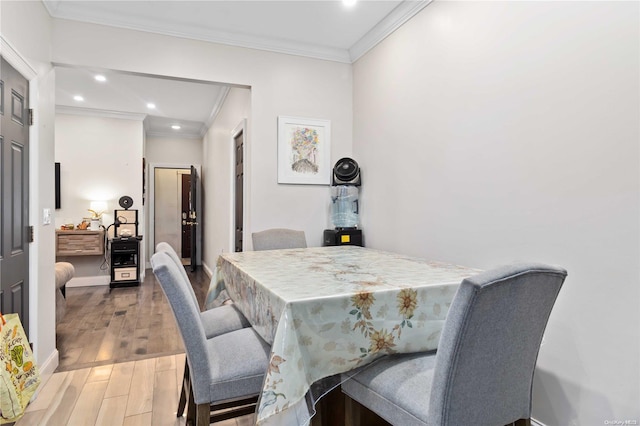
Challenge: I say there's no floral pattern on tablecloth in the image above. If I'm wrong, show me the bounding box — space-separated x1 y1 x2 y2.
207 246 479 425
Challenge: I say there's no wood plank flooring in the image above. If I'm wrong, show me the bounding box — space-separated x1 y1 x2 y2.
56 268 209 372
16 354 255 426
16 267 254 425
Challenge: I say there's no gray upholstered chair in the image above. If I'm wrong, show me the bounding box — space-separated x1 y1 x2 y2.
151 251 270 425
156 242 250 337
155 242 252 419
341 263 567 426
251 228 307 251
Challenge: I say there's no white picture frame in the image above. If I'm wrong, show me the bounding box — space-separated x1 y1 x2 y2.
277 116 331 185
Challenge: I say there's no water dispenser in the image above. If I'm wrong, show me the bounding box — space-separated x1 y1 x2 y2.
324 158 363 247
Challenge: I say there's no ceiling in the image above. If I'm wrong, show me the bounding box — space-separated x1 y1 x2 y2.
55 67 231 138
46 0 429 138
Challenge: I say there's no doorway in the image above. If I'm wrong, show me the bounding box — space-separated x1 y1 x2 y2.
150 164 201 267
154 167 188 263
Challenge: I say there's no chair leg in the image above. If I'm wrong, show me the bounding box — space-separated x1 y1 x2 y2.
177 386 187 418
177 362 190 417
187 385 196 425
196 402 211 426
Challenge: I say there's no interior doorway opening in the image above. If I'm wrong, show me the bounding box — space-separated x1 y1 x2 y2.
151 165 201 268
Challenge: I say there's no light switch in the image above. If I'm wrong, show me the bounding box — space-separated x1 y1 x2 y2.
43 208 51 225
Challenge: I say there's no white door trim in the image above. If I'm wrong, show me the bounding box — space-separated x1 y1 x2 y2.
1 36 38 80
2 35 57 379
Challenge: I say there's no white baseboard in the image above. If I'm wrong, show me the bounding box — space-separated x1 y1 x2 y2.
202 262 213 279
66 275 110 287
532 418 546 426
35 349 59 395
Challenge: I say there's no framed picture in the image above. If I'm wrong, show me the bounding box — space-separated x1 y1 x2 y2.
278 116 331 185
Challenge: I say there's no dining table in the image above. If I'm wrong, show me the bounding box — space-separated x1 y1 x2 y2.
205 245 480 426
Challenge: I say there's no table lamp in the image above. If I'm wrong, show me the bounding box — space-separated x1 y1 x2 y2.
88 201 107 230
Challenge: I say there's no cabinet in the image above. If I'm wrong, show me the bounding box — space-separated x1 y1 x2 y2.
56 230 105 256
110 237 140 288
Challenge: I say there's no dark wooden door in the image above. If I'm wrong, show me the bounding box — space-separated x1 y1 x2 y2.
234 130 244 252
0 57 30 336
189 166 198 271
180 173 191 260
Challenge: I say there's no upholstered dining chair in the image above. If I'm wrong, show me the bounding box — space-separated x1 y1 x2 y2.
341 263 567 426
155 242 250 336
251 228 307 251
151 251 270 425
155 242 252 419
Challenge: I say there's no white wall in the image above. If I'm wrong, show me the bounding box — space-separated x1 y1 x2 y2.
145 136 202 164
55 113 144 282
202 87 250 268
51 19 353 249
1 0 58 376
353 2 639 424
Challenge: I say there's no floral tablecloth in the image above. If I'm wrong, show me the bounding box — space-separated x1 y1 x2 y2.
205 246 479 425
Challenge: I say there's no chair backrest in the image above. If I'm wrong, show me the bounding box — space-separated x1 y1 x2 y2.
150 251 211 401
429 263 567 425
252 228 307 251
155 242 200 310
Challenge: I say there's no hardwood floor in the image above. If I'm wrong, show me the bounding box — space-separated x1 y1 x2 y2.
56 268 209 372
16 267 255 425
16 353 255 426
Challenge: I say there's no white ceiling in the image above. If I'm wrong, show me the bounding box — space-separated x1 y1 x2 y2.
55 67 231 138
46 0 429 138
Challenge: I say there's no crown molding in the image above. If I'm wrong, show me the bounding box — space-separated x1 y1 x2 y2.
56 105 147 121
145 130 204 140
42 1 428 64
349 0 432 63
0 35 38 80
45 5 351 63
204 86 231 131
56 96 207 139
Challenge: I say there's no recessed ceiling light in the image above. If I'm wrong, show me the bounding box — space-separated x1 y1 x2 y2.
94 75 106 82
147 103 156 109
171 125 181 130
343 0 357 7
73 95 84 102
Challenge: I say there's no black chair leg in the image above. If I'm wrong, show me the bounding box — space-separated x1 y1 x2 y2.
187 386 196 425
177 362 190 417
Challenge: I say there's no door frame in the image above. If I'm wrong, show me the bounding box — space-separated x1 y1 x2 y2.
229 119 247 251
148 163 202 265
1 38 38 336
